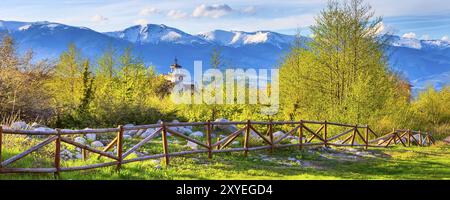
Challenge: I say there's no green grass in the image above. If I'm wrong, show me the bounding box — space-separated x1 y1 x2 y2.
0 135 449 180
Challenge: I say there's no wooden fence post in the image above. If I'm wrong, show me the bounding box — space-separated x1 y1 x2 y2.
269 120 274 153
407 130 411 147
161 122 170 166
116 125 124 170
418 130 422 147
324 121 328 148
243 120 250 157
0 126 2 167
207 120 212 159
299 121 303 150
365 125 369 150
54 129 61 178
351 125 357 147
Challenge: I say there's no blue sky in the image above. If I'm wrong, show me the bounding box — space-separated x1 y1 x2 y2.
1 0 449 40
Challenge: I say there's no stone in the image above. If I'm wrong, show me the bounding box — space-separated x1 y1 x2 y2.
140 128 157 138
74 137 87 145
186 141 198 150
86 134 96 141
134 129 145 137
273 131 285 140
34 127 54 132
91 141 104 148
11 121 28 130
444 136 450 144
214 118 230 129
178 127 193 135
123 135 132 140
190 131 204 138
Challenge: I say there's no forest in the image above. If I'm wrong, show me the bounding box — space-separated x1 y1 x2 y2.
0 0 448 140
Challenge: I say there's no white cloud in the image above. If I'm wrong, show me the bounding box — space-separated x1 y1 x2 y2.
402 32 417 39
167 10 188 19
192 4 233 18
442 35 450 41
134 18 148 26
139 7 160 16
241 6 257 15
91 14 108 23
421 35 431 40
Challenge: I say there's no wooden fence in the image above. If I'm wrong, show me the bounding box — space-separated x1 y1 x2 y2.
0 120 435 175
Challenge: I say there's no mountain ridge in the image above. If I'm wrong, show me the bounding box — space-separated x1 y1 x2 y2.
0 20 448 93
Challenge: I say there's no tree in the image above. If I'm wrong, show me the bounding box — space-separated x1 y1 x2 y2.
279 0 398 126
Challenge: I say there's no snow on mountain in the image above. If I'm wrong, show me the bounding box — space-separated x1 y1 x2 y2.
105 24 209 45
198 30 295 48
0 20 448 94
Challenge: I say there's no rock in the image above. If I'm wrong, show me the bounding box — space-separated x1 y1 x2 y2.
86 134 96 141
273 131 285 140
123 135 132 140
74 137 87 145
75 153 82 159
190 131 204 138
34 127 54 132
11 121 28 130
140 128 157 138
184 126 193 130
134 129 145 137
91 141 104 148
214 118 229 129
288 157 296 161
444 136 450 144
232 141 240 145
186 141 198 150
178 127 193 135
172 120 180 123
125 130 138 136
31 122 45 129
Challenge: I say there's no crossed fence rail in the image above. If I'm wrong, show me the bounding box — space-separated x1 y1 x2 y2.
0 120 435 175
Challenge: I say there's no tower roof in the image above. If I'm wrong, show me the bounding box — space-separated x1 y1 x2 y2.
170 58 182 69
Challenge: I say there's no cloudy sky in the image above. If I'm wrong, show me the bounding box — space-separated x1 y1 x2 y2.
1 0 449 40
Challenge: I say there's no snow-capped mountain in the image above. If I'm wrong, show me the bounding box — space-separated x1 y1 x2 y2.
197 30 295 48
0 20 448 94
105 24 209 45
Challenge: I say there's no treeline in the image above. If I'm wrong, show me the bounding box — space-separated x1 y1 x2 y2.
0 0 448 139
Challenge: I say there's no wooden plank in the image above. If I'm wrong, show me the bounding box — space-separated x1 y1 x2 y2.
122 128 162 159
97 137 118 159
327 128 355 142
55 130 61 176
298 123 303 150
220 132 241 150
0 126 2 166
243 120 250 157
60 137 119 160
1 136 57 167
269 121 274 152
207 120 212 159
166 129 209 148
273 125 300 144
324 121 328 147
302 124 325 142
211 127 246 148
161 123 170 166
249 125 272 145
365 126 369 150
0 167 57 173
117 125 124 170
61 161 118 172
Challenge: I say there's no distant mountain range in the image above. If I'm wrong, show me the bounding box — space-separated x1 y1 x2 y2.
0 20 449 94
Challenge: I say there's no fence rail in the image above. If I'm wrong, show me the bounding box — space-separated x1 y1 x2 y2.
0 120 435 175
